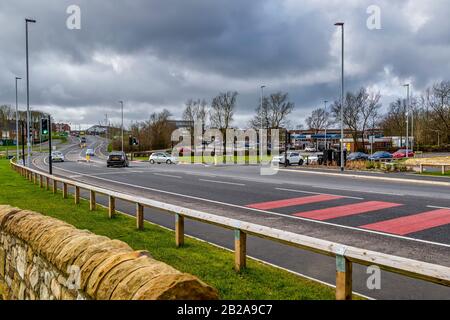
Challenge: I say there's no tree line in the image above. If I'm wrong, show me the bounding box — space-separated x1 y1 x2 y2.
304 81 450 151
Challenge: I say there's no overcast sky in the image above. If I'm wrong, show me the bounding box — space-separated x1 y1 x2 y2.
1 0 449 129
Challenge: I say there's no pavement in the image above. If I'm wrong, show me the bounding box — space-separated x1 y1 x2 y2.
29 135 450 300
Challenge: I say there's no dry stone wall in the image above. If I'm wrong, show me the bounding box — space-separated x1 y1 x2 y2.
0 205 218 300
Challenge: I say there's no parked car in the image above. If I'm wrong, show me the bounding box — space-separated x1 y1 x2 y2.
107 151 129 167
272 152 304 166
304 145 317 152
368 151 392 161
392 149 415 159
51 151 65 162
149 152 179 164
347 152 369 161
85 149 95 157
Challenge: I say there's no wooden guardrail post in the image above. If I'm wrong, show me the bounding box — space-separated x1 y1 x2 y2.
442 165 446 175
52 179 58 194
136 203 144 230
33 172 36 184
108 196 115 218
419 164 424 174
234 229 247 272
63 183 68 199
39 175 44 188
74 186 80 204
335 247 353 300
175 214 184 247
90 190 96 211
46 177 50 191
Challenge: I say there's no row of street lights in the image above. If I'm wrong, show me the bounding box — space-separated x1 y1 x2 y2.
14 18 36 167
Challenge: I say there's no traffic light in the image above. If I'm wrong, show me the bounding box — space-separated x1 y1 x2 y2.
129 136 139 146
41 118 49 135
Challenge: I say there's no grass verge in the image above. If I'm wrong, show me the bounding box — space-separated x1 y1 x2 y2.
0 159 347 300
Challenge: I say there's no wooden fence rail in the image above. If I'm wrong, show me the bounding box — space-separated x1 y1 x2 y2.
9 160 450 300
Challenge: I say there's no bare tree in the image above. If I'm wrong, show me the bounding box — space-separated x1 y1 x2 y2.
331 88 381 151
249 92 294 129
182 99 208 125
380 98 407 142
210 91 238 130
305 108 331 134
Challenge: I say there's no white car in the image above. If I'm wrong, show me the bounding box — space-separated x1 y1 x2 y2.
149 152 179 164
51 151 65 162
86 149 95 157
272 152 304 166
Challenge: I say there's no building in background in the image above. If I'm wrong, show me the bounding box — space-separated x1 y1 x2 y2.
52 123 71 133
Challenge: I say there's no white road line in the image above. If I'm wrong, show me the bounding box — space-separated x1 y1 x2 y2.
199 179 245 186
153 173 183 179
280 168 450 187
275 187 364 200
35 163 450 249
318 186 406 197
427 205 450 210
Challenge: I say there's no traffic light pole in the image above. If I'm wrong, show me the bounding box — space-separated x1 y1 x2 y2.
48 115 52 175
21 121 26 165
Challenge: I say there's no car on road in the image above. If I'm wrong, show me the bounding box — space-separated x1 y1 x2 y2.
347 152 369 161
86 149 95 157
107 151 129 167
392 149 415 159
368 151 392 161
149 152 179 164
304 145 317 152
51 151 65 162
272 152 304 166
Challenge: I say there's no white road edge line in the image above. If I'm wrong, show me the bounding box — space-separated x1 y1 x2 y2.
34 160 450 249
427 205 450 210
153 173 183 179
199 179 246 186
276 187 364 200
280 168 450 187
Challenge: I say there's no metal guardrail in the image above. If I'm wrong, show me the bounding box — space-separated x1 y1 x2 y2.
9 160 450 300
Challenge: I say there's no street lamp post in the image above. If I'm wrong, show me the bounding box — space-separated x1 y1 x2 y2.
335 22 345 172
15 77 22 161
119 101 124 152
324 100 328 150
404 84 410 158
260 85 266 163
25 18 36 167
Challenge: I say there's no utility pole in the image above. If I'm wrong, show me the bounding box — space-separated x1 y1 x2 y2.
25 18 36 167
404 84 410 158
260 85 266 164
119 101 124 153
21 121 26 165
324 100 328 150
335 22 345 172
48 115 52 175
15 77 22 161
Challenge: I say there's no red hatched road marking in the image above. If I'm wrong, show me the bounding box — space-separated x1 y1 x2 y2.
293 201 403 221
360 209 450 235
246 194 344 210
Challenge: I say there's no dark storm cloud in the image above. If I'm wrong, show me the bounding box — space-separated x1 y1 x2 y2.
0 0 449 127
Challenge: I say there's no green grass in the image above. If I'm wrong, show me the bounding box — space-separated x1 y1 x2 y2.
0 159 343 300
420 171 450 177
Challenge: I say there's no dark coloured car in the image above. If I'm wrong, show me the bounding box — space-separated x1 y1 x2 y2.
107 151 129 167
347 152 369 161
368 151 392 161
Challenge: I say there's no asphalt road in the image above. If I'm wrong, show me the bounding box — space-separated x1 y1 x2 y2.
31 135 450 300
